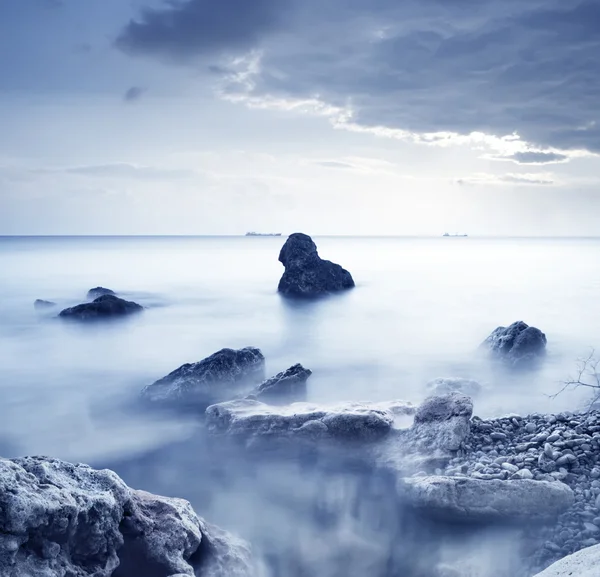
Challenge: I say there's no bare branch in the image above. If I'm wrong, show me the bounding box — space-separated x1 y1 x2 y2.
551 349 600 412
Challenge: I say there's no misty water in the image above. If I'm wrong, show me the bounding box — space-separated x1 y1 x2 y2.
2 235 600 576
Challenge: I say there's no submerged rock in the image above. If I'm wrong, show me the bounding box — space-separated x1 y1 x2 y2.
87 286 116 299
247 363 313 405
0 456 252 577
206 399 414 442
277 233 355 297
425 377 482 397
400 476 574 523
533 543 600 576
34 299 56 309
482 320 547 368
59 295 143 321
142 347 266 408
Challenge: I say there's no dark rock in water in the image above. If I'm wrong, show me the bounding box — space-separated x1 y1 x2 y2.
0 456 252 577
482 320 547 368
247 363 313 405
59 294 143 321
277 233 355 297
399 476 574 523
87 286 116 299
34 299 56 309
142 347 266 408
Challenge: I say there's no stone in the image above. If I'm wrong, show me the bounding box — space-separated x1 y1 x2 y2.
0 456 252 577
34 299 56 309
277 233 355 297
481 320 547 368
246 363 312 405
205 399 414 442
425 377 482 397
399 476 574 523
409 393 473 454
87 286 116 299
59 295 143 321
141 347 266 409
533 543 600 576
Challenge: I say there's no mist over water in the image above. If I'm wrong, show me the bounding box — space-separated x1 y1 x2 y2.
1 235 599 576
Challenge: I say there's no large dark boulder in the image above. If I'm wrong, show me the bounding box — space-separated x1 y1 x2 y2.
0 456 252 577
247 363 312 405
87 287 116 299
141 347 266 408
277 233 354 297
482 320 547 368
59 295 143 321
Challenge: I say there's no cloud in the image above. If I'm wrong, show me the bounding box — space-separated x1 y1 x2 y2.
456 172 555 186
489 151 570 165
117 0 600 156
123 86 145 102
115 0 287 62
313 161 356 170
36 163 197 180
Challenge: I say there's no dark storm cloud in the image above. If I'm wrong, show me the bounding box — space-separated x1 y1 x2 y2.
117 0 600 153
116 0 287 61
493 152 570 165
123 86 145 102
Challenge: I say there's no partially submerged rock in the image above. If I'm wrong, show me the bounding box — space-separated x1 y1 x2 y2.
277 233 355 297
533 543 600 577
399 476 574 523
0 456 252 577
247 363 312 405
34 299 56 309
142 347 266 408
59 294 143 321
482 321 547 368
87 286 116 299
426 377 482 397
206 399 414 442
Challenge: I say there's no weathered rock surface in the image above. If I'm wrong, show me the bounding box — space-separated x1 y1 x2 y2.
142 347 266 408
426 377 482 397
400 476 574 522
246 363 312 405
533 543 600 577
277 233 355 297
206 399 415 442
0 456 252 577
87 287 116 299
34 299 56 309
59 295 143 321
482 320 547 368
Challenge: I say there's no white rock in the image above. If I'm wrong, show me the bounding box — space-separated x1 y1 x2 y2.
533 543 600 577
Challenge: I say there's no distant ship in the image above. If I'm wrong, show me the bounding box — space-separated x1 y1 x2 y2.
245 232 282 237
443 232 468 237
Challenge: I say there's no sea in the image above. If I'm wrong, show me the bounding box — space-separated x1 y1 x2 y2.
1 235 599 576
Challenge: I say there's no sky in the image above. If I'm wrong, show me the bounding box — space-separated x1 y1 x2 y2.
0 0 599 235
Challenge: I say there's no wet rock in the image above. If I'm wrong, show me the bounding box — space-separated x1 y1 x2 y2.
59 295 143 321
533 543 600 576
400 476 574 523
205 399 413 442
425 377 482 397
277 233 355 297
87 286 116 299
142 347 266 409
0 456 252 577
34 299 56 309
482 320 547 368
247 363 312 405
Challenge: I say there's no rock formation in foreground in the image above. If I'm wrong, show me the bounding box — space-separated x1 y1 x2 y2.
59 295 143 321
87 286 116 299
142 347 266 409
482 320 547 368
206 399 415 442
533 543 600 576
277 233 355 297
246 363 312 405
34 299 56 310
0 456 252 577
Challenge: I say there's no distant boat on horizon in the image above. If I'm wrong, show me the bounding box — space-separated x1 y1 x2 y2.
245 232 282 237
443 232 468 237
